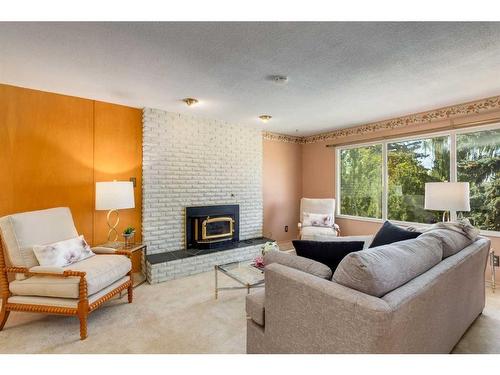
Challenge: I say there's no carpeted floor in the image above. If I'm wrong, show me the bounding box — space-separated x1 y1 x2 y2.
1 269 499 354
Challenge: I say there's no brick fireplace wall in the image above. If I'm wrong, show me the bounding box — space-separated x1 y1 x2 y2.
142 109 263 255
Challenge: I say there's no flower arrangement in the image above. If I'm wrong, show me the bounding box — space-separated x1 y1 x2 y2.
252 241 279 270
253 255 265 269
261 241 279 255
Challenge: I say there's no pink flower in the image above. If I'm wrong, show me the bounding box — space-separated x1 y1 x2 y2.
254 255 265 268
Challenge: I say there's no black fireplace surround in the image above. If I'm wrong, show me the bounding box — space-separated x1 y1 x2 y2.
185 204 239 249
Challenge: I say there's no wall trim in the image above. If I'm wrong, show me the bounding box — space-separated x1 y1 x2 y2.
262 131 303 144
263 95 500 145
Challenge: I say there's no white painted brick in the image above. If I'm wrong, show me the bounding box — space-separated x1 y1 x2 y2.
142 108 263 256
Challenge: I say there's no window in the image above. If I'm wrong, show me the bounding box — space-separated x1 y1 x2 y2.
387 136 450 223
340 145 382 218
337 124 500 232
457 129 500 231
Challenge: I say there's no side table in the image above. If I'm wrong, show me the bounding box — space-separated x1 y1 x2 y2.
96 241 147 288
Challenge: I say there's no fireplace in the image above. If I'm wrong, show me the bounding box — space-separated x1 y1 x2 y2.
185 205 239 249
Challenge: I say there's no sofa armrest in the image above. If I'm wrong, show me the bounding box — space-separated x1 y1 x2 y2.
92 246 118 254
333 223 340 235
92 247 132 258
263 263 392 353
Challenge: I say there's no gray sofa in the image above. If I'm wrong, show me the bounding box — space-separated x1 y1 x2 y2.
246 235 490 354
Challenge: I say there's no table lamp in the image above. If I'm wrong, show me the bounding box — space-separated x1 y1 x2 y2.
424 182 470 222
96 181 135 241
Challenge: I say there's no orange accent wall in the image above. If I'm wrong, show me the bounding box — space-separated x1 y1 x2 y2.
263 139 302 241
0 84 142 246
93 101 143 245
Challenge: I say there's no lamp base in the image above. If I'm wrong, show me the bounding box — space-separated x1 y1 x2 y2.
106 209 120 242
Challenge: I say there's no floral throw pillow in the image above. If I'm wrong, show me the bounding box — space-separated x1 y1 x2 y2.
33 235 95 267
302 212 334 228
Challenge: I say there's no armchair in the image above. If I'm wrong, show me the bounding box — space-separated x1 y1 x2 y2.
0 207 133 340
298 198 340 239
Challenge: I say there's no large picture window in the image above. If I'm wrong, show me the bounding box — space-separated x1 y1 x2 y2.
387 136 450 223
457 128 500 231
337 124 500 233
340 145 382 219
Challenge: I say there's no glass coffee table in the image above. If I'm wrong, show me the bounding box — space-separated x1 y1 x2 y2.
214 261 265 299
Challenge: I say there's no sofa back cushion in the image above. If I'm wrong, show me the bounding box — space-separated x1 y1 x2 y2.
418 229 473 258
333 236 443 297
369 221 421 248
292 239 364 272
0 207 78 269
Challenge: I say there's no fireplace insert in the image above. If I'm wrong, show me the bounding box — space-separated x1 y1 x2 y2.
185 205 239 249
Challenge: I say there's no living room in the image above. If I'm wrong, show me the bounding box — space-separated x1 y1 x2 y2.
1 1 500 372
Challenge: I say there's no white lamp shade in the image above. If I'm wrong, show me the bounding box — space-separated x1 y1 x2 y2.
95 181 135 210
424 182 470 211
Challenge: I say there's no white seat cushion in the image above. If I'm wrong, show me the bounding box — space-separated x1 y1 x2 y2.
301 226 337 240
10 255 131 298
7 276 130 308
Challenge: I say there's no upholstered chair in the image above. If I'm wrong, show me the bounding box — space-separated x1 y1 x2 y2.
298 198 340 239
0 207 133 340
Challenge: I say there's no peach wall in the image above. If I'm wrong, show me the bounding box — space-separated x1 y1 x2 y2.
263 139 302 241
300 108 500 280
302 140 335 198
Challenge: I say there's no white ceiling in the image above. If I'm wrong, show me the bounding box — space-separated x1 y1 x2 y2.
1 22 500 136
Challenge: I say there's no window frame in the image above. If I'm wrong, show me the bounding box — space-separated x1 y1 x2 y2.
336 123 500 237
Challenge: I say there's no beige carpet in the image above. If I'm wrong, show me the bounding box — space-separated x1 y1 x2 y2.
1 269 499 354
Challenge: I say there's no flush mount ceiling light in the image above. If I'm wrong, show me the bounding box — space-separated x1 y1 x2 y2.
259 115 272 123
267 75 289 85
182 97 199 106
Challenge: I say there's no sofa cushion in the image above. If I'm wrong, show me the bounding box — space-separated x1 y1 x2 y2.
418 228 473 258
333 236 443 297
292 239 364 272
246 289 265 326
264 250 332 280
369 221 421 248
9 254 131 298
0 207 78 269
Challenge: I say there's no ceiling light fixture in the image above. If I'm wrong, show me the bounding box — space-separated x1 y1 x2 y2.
259 115 272 123
268 75 289 85
182 97 199 106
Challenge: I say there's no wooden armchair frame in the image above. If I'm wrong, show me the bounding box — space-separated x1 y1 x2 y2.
0 236 133 340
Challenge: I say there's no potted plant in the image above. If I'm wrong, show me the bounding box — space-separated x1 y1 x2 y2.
122 226 136 247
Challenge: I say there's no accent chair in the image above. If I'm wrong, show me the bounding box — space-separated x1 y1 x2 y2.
0 207 133 340
298 198 340 239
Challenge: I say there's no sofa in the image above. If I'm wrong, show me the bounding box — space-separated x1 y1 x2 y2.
246 234 490 354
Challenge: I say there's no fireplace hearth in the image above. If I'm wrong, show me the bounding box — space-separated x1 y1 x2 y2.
185 205 239 249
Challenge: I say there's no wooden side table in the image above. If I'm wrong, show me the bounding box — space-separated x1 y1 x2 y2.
96 242 147 288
